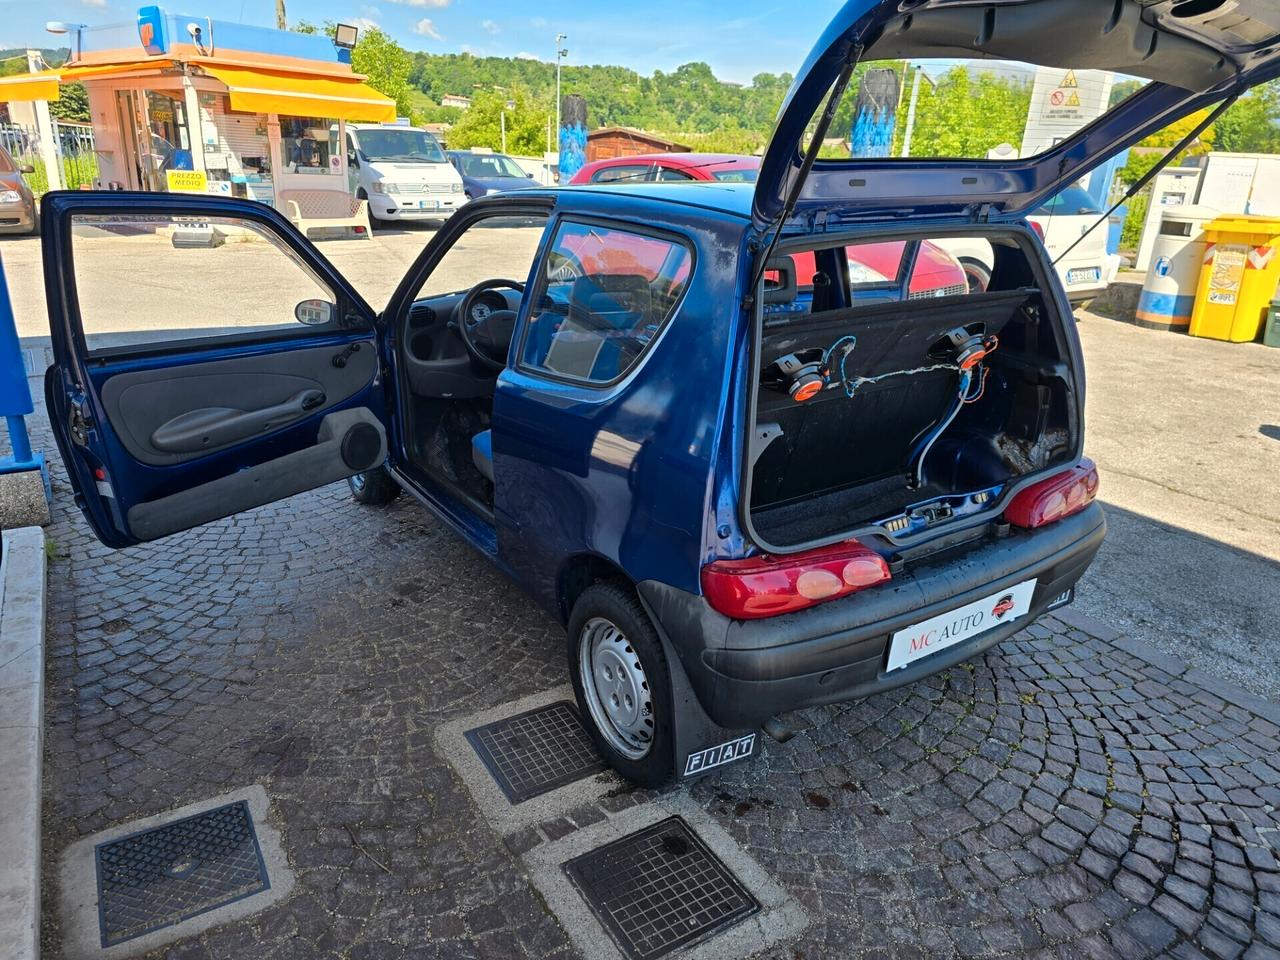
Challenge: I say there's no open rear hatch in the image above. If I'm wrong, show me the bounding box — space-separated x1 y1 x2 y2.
753 0 1280 230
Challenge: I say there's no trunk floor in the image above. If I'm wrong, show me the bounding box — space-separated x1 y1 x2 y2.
753 476 948 548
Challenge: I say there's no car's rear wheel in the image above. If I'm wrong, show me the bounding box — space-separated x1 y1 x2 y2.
568 582 675 787
348 466 401 505
960 257 992 293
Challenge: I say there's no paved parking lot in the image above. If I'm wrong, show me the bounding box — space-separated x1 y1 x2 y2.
4 225 1278 958
24 400 1280 959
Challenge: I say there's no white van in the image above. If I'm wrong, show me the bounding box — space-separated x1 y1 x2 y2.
942 185 1115 304
342 124 465 225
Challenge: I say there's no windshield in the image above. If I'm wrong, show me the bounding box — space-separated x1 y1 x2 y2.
356 128 447 163
456 153 527 179
809 59 1147 163
1034 185 1103 218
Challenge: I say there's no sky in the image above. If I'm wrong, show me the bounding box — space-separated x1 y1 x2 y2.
3 0 847 85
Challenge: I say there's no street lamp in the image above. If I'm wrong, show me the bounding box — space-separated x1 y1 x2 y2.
46 22 89 64
554 34 568 143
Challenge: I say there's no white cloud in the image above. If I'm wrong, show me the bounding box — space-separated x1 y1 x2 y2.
80 0 108 7
481 19 500 35
350 16 380 32
413 18 443 40
530 17 548 29
386 0 450 6
515 52 542 61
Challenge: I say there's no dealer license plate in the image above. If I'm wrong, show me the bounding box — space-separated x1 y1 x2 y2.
419 199 440 210
886 580 1037 673
1067 267 1102 285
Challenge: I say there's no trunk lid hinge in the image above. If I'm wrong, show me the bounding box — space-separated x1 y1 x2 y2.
969 202 996 224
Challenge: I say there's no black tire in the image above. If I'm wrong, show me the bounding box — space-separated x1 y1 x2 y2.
568 581 676 787
960 257 992 294
347 466 401 505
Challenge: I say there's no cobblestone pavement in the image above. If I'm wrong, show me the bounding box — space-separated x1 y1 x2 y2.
34 432 1280 958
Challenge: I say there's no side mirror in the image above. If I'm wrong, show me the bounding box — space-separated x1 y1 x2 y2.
348 154 358 168
295 299 334 326
19 164 35 174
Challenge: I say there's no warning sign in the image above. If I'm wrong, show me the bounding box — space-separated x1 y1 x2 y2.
1022 66 1116 155
1060 70 1079 88
1207 244 1248 306
165 170 208 193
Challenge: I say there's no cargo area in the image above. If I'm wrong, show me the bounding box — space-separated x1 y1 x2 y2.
747 234 1079 550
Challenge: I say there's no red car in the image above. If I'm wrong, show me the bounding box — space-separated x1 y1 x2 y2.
570 153 760 185
573 154 965 298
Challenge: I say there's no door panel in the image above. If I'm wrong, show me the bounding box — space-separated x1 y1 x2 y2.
42 191 391 548
99 343 378 466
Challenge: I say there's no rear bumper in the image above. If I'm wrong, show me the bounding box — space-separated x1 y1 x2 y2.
639 503 1106 729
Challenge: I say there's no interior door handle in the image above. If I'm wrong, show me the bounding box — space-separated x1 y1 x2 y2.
151 389 327 454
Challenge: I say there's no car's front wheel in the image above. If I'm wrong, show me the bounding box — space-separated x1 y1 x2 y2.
347 466 401 505
568 582 675 787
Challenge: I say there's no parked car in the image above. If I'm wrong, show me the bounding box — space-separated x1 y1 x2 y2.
341 123 465 225
942 185 1112 303
46 0 1274 787
447 150 538 199
570 153 760 185
0 144 38 235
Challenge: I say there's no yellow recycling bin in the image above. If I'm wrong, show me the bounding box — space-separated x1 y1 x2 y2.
1190 215 1280 342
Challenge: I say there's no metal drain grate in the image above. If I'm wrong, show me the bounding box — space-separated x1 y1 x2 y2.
465 700 606 804
95 800 270 947
563 817 761 960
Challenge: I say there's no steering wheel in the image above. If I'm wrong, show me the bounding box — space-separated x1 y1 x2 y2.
455 279 526 373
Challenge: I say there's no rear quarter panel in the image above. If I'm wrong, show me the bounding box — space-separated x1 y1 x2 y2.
491 192 750 617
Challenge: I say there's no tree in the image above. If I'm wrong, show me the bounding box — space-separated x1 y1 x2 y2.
447 87 555 155
1214 82 1280 154
294 21 415 119
50 82 90 123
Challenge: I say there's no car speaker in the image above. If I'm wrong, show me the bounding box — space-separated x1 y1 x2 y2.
340 422 383 472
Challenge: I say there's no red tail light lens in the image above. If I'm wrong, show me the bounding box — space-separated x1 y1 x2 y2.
1029 220 1046 241
1005 459 1099 529
701 540 891 620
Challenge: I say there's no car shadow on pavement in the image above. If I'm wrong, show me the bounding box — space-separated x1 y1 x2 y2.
1076 500 1280 705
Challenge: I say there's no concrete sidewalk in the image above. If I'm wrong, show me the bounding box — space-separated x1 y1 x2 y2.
0 526 47 960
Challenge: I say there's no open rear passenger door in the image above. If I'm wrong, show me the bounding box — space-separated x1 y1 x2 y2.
42 192 392 548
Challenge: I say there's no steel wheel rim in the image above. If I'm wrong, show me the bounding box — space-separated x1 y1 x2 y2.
350 473 367 492
578 617 653 760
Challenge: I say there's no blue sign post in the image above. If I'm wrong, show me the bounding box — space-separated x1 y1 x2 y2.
0 252 48 497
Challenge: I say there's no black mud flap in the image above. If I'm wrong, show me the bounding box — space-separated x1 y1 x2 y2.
640 598 760 781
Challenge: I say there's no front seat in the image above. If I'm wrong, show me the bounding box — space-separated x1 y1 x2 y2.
471 430 494 483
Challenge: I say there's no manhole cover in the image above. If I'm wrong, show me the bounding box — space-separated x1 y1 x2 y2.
465 700 606 804
563 817 761 960
94 800 270 947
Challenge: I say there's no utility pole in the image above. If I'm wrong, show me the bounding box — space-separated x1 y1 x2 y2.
500 111 507 154
901 65 934 158
27 50 63 191
554 34 568 143
276 0 286 30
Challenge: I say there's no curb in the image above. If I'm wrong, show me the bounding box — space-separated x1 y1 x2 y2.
0 526 47 960
1051 606 1280 726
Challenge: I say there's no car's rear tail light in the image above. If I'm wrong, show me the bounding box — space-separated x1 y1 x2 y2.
1005 459 1099 529
1029 220 1046 241
701 540 890 620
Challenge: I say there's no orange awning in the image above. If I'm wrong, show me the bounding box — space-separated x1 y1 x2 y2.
199 65 396 122
0 61 178 101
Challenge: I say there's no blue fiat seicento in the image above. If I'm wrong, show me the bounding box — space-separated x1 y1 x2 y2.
45 0 1279 785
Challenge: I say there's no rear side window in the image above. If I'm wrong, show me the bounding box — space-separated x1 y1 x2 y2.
591 164 651 184
520 220 693 385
